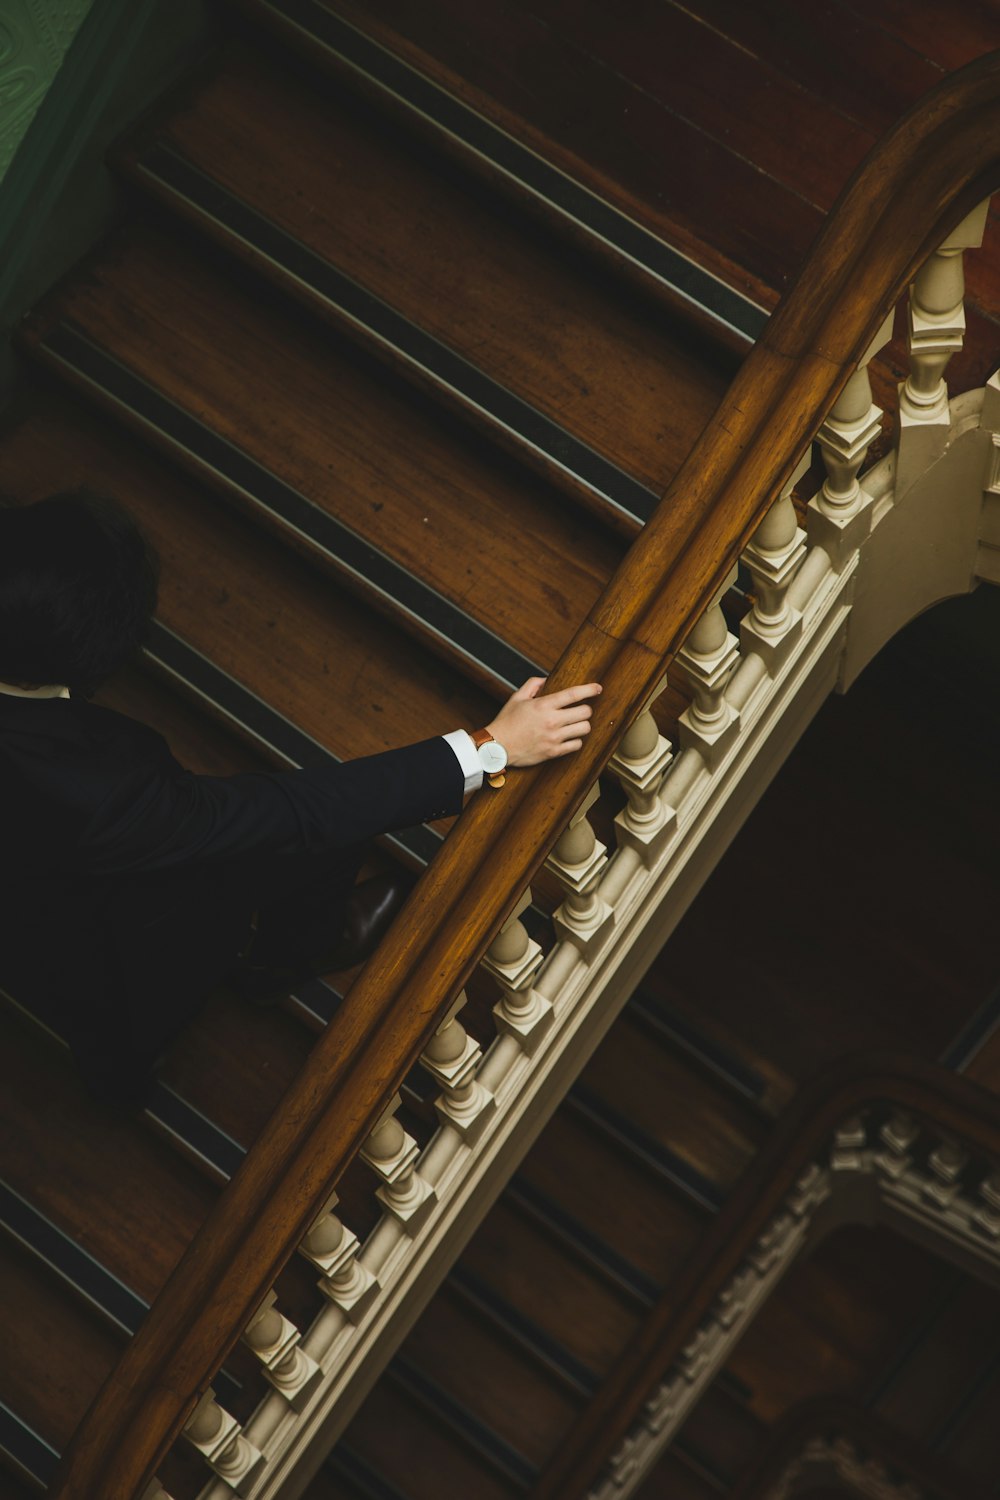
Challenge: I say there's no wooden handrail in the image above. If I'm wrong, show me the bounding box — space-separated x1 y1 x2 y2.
730 1396 992 1500
51 47 1000 1500
533 1053 1000 1499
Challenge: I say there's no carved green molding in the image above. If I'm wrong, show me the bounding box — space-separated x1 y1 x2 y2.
0 0 96 181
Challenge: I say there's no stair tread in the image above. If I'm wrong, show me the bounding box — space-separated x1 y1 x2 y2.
328 1378 521 1500
0 1009 216 1311
0 386 495 777
514 1107 708 1287
280 0 812 306
0 1238 120 1457
876 1277 1000 1438
125 41 735 504
26 220 628 686
575 1010 767 1195
726 1226 957 1424
396 1284 581 1468
454 1197 641 1381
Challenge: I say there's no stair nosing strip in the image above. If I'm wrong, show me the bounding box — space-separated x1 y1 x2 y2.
256 0 769 345
448 1264 599 1398
0 1179 148 1338
387 1355 537 1490
144 618 442 867
146 1081 247 1183
567 1084 725 1213
35 319 539 695
505 1176 660 1307
0 1402 59 1490
326 1445 413 1500
0 1176 244 1409
132 140 660 529
626 987 768 1106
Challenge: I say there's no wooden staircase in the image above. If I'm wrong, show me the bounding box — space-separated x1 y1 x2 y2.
1 2 1000 1497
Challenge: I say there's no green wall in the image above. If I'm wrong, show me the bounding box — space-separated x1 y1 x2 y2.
0 0 96 181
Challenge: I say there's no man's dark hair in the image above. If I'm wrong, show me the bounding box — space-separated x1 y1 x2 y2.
0 489 159 696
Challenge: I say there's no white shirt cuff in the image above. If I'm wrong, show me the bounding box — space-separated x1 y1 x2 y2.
442 730 484 794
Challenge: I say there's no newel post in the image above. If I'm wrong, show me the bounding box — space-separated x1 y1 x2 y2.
896 198 990 498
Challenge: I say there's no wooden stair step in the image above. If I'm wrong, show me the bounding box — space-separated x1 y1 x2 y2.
939 1358 1000 1480
725 1227 958 1423
514 1105 710 1289
119 42 737 525
23 223 619 696
674 1377 768 1488
451 1197 642 1388
875 1275 1000 1441
0 1007 217 1310
324 1378 521 1500
0 384 494 806
392 1286 582 1472
571 1009 768 1201
0 1236 121 1463
634 1451 722 1500
236 0 808 310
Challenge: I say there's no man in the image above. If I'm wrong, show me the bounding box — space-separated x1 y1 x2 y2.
0 489 600 1105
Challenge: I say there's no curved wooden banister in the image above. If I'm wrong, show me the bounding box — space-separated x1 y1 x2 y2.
533 1052 1000 1499
51 47 1000 1500
730 1396 992 1500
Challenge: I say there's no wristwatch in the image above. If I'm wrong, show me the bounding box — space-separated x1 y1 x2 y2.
470 727 508 787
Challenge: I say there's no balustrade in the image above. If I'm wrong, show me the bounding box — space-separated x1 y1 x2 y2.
183 1390 263 1494
482 888 550 1050
242 1291 321 1409
896 199 990 496
546 783 614 958
300 1191 379 1320
809 310 894 571
420 989 495 1143
608 676 675 865
359 1092 435 1233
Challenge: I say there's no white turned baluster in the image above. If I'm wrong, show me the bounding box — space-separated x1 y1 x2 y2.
740 459 808 673
183 1389 264 1495
242 1289 321 1409
830 1116 867 1173
482 888 550 1052
420 989 495 1143
609 676 676 863
677 566 741 768
972 1171 1000 1239
924 1137 968 1209
140 1483 175 1500
808 310 894 571
875 1112 919 1181
300 1191 379 1321
546 783 614 958
979 417 1000 585
896 199 990 497
359 1091 435 1233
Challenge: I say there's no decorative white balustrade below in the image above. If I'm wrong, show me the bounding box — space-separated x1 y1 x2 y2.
169 203 1000 1500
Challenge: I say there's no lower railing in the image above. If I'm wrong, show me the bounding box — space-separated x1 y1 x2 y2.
573 1057 1000 1499
729 1398 990 1500
50 48 1000 1500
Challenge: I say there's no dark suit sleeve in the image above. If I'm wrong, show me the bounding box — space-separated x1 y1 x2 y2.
76 736 464 876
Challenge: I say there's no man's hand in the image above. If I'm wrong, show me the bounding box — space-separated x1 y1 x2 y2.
486 678 602 767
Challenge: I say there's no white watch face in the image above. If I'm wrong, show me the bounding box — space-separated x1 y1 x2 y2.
478 740 508 774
